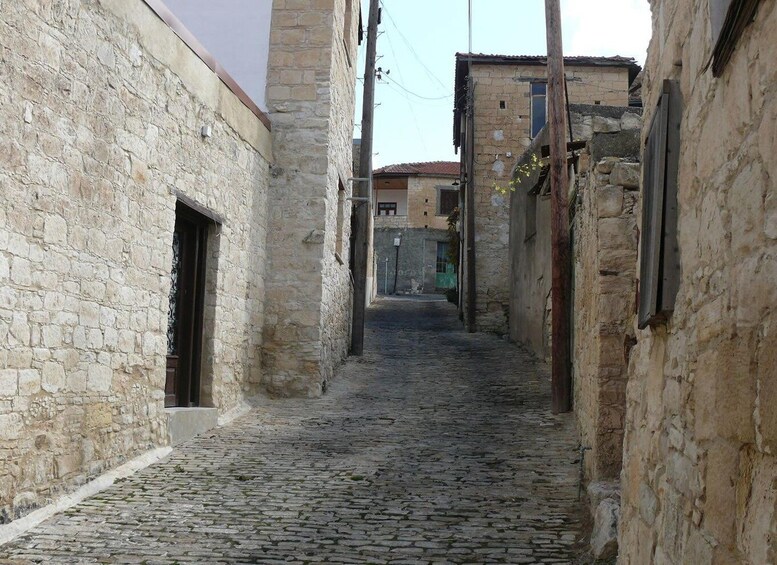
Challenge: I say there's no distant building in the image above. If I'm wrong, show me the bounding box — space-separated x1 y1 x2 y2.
372 162 459 295
453 53 640 334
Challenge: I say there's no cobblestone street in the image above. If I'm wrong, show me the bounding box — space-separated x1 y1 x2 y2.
1 297 585 564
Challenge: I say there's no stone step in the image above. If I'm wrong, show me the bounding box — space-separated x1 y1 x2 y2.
164 407 218 446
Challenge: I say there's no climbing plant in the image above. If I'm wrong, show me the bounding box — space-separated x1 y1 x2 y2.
492 152 545 195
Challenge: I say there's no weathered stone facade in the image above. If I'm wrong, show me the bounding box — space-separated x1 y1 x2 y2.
0 0 359 524
262 0 358 397
619 1 777 563
571 117 642 486
0 0 273 522
454 55 638 335
509 106 641 362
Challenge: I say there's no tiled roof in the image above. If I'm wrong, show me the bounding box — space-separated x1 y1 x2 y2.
373 161 459 176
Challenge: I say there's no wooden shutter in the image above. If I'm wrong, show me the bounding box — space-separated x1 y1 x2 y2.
638 80 681 329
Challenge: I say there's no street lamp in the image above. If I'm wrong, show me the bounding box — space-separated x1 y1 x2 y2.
393 235 401 294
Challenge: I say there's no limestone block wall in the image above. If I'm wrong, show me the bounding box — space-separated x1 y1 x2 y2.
263 0 358 396
0 0 271 522
619 1 777 562
319 0 359 388
470 63 630 335
572 149 641 484
407 176 457 230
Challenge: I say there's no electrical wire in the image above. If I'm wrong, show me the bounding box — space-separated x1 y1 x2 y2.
382 82 452 106
380 74 453 101
379 1 448 94
381 20 428 154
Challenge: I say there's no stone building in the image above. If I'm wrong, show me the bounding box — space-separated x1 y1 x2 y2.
0 0 359 524
453 54 640 334
619 1 777 562
372 162 459 295
509 104 642 558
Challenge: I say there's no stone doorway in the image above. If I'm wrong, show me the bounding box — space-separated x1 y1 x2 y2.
165 202 210 408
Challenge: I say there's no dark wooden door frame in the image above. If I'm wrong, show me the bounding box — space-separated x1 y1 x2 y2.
165 202 211 408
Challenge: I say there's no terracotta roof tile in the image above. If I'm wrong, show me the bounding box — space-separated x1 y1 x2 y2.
373 161 459 176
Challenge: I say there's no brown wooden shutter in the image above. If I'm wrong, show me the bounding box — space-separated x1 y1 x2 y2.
638 79 681 329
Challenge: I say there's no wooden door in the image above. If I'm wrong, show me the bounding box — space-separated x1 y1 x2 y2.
165 205 208 408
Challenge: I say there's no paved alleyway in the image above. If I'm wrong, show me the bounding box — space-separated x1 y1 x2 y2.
1 297 585 564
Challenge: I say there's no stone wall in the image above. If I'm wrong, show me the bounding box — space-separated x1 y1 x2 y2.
0 0 272 522
262 0 358 396
508 125 552 359
509 106 641 361
619 2 777 563
468 63 631 335
509 105 641 558
406 176 456 230
373 228 449 295
572 137 641 485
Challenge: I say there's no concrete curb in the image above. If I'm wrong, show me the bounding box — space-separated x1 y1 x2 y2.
0 447 172 547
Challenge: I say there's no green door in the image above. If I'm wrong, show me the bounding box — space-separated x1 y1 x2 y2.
435 241 457 289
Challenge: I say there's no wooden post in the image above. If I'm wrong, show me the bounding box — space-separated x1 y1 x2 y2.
350 0 379 356
545 0 572 414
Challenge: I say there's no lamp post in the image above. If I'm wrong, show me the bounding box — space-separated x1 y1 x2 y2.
393 236 401 294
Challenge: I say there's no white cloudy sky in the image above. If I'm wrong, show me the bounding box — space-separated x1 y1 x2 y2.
359 0 652 168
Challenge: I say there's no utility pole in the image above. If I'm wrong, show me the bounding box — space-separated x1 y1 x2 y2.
545 0 572 414
351 0 379 356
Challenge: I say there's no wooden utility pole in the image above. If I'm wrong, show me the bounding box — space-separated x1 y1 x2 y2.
545 0 572 413
351 0 379 355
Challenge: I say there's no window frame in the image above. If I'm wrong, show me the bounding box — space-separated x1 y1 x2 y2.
377 202 398 216
437 187 459 216
530 81 547 138
435 241 450 273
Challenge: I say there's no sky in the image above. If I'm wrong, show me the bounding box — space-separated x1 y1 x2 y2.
355 0 652 169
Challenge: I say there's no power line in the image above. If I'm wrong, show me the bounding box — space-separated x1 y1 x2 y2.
379 1 449 94
381 22 428 154
382 82 453 106
380 74 453 101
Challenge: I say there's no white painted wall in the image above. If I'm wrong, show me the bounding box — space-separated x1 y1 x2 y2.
163 0 273 111
374 189 408 216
